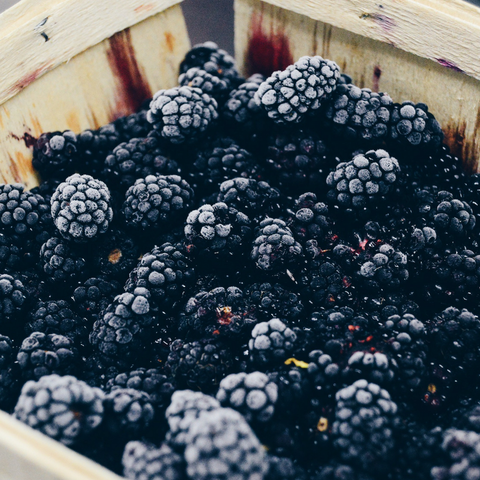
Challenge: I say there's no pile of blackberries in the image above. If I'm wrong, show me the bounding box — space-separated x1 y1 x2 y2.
2 40 480 480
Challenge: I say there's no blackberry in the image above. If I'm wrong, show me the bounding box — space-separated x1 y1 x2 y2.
323 84 392 145
431 429 480 480
147 86 218 145
179 41 240 83
165 338 235 393
30 178 62 205
388 101 443 150
105 368 175 412
312 463 374 480
0 363 21 412
266 455 307 480
25 299 88 344
0 184 52 245
39 236 90 285
184 203 252 266
103 388 155 437
307 349 342 401
125 242 195 311
244 282 305 324
178 286 258 341
165 389 221 450
50 174 113 243
122 441 185 480
0 273 27 326
216 371 278 424
217 178 283 221
342 350 397 388
32 130 78 178
255 56 340 124
114 110 152 142
332 380 399 472
248 319 297 368
17 332 80 380
251 217 303 275
184 408 268 480
14 374 104 446
187 138 262 197
355 243 409 293
179 67 232 105
103 136 180 191
89 287 155 370
72 276 121 320
123 174 194 231
92 229 141 282
77 124 123 178
326 149 401 217
264 129 335 194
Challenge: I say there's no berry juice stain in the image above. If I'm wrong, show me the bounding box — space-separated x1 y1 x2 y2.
246 14 293 77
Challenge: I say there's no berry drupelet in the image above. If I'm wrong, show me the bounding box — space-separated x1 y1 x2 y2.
32 130 78 178
122 174 194 232
255 55 340 124
50 174 113 243
14 374 104 446
147 86 218 145
216 371 278 424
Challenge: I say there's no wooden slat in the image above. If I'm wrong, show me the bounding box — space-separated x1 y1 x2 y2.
234 0 480 172
0 3 190 189
0 0 183 106
251 0 480 83
0 410 122 480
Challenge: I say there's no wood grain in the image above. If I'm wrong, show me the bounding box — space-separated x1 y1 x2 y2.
235 0 480 172
0 4 190 189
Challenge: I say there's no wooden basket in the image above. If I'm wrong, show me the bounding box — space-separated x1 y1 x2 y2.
1 0 479 478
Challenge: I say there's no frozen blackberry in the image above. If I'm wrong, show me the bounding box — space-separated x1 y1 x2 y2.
179 41 240 83
147 86 218 145
355 243 409 293
89 287 155 370
389 101 443 150
165 389 221 450
187 138 262 196
264 129 336 194
123 174 194 231
0 184 52 245
307 349 342 401
103 136 180 191
326 149 400 217
39 236 89 285
17 332 80 381
312 463 374 480
0 273 27 326
106 368 175 412
216 371 278 424
77 123 123 178
179 67 232 105
14 374 104 446
184 203 252 266
432 429 480 480
251 217 303 275
342 350 397 388
165 338 235 394
122 441 185 480
125 242 195 311
244 282 304 324
25 299 88 344
184 407 268 480
217 178 283 221
414 189 475 244
72 276 121 320
332 380 399 472
179 286 258 341
266 455 307 480
32 130 78 178
255 56 340 124
114 110 152 142
50 174 113 243
249 319 297 367
103 388 155 437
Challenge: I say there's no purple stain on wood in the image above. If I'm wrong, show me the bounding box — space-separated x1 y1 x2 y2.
372 65 382 92
246 13 294 78
106 29 152 116
436 59 464 73
10 132 37 149
373 14 396 32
